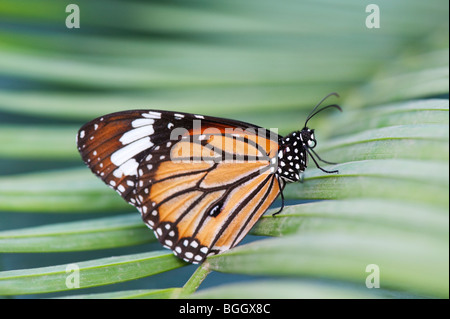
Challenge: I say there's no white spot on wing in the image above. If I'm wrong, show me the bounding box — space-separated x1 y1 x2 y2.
190 241 198 248
120 126 154 145
142 111 161 119
113 158 139 178
111 138 153 166
131 118 155 128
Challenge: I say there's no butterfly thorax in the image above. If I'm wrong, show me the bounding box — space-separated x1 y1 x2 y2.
276 127 316 183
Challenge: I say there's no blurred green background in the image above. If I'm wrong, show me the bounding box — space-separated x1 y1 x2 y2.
0 0 448 298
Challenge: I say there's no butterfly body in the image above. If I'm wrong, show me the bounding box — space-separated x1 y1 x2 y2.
77 95 340 264
276 129 315 183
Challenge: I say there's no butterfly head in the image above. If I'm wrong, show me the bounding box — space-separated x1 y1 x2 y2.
300 127 317 149
297 92 342 175
276 93 342 183
299 92 341 152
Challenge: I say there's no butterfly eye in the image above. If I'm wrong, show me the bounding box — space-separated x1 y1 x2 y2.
307 138 317 148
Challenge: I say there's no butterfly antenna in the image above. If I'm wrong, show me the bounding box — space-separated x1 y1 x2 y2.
304 93 342 128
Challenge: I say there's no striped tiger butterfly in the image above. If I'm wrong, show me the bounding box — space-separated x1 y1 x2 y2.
77 93 341 263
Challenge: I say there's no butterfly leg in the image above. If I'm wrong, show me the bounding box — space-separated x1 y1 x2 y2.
309 148 338 165
272 177 285 217
307 149 339 174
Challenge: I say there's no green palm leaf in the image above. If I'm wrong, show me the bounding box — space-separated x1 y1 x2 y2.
0 0 448 298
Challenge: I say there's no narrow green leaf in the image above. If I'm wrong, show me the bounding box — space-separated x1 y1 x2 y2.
0 168 127 212
0 84 346 120
0 251 186 295
0 125 79 160
191 279 416 299
319 124 449 162
327 99 449 136
57 288 182 299
0 214 153 253
349 49 449 106
0 0 446 118
284 159 449 207
251 199 448 238
206 232 449 298
180 263 211 297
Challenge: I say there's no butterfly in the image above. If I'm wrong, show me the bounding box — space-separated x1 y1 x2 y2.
77 93 341 263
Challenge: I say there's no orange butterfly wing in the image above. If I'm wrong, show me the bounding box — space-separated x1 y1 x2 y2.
78 110 282 263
